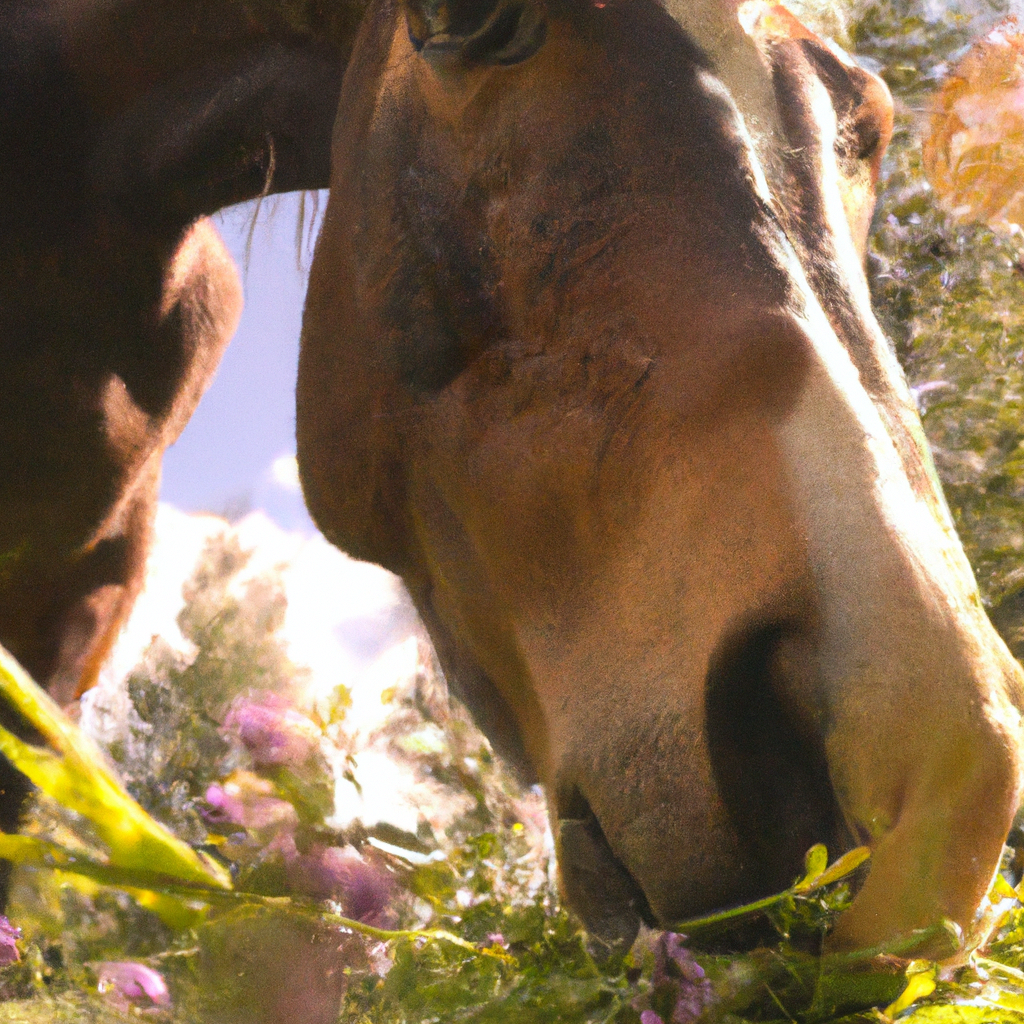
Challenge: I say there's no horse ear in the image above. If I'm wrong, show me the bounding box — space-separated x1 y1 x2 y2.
741 3 893 183
794 38 894 184
403 0 546 66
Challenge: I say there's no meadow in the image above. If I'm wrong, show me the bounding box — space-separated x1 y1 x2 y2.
3 0 1024 1017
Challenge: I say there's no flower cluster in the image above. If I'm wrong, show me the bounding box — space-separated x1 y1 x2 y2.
283 841 394 923
205 692 394 926
204 771 297 832
222 692 321 768
637 933 715 1024
0 917 20 967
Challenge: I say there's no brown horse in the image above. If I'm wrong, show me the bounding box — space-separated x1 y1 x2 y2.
0 0 363 892
5 0 1024 957
297 0 1024 954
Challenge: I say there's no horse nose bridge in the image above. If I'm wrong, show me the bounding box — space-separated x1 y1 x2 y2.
768 322 1024 949
774 312 979 661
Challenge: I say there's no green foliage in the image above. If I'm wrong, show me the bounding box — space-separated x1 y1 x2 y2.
0 634 228 904
852 0 1024 649
107 534 314 844
0 994 139 1023
339 814 653 1024
0 554 902 1024
0 525 1022 1024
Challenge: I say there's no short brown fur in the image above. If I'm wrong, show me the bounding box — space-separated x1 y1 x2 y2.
299 0 1024 953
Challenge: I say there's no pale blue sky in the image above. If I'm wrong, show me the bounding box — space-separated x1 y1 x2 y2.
161 192 325 532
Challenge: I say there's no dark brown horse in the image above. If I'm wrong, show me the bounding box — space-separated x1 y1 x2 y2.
297 0 1024 954
0 0 362 890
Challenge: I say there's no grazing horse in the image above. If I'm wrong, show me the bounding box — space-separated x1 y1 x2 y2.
4 0 1024 957
0 0 362 892
297 0 1024 953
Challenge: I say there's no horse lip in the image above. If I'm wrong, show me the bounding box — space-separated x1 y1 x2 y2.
555 812 656 952
554 812 778 953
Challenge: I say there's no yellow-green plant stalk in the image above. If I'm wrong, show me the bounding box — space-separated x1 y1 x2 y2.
0 644 230 891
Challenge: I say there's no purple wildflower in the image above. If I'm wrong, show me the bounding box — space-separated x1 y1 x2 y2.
203 771 298 832
223 693 321 767
95 962 170 1010
652 933 714 1024
202 783 244 825
640 1013 665 1024
286 845 394 924
0 917 20 966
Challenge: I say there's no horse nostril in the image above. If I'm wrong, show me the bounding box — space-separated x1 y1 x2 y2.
705 617 847 899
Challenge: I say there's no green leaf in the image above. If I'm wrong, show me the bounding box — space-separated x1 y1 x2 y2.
808 962 908 1021
885 961 938 1017
991 874 1021 902
668 845 870 936
802 846 872 893
899 1006 1024 1023
0 833 217 900
794 843 830 892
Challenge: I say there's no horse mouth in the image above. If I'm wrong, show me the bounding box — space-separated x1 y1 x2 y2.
555 787 859 955
556 614 854 954
555 792 658 952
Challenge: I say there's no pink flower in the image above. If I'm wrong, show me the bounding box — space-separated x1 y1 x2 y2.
641 1013 665 1024
223 693 321 767
203 770 298 831
0 917 20 966
285 845 394 924
95 962 170 1010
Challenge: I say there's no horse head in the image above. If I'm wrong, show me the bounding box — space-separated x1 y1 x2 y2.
297 0 1024 953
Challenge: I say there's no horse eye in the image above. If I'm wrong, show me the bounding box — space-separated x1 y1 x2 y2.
463 5 522 59
462 4 546 64
407 0 546 67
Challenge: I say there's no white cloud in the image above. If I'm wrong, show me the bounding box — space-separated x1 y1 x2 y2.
100 503 224 678
83 503 452 832
269 454 301 492
97 504 418 719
